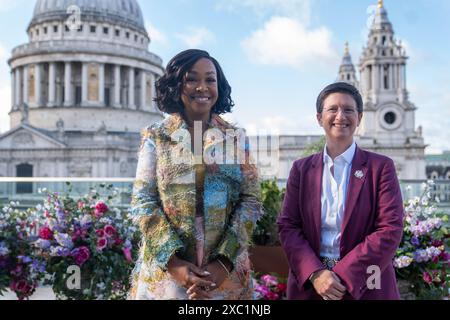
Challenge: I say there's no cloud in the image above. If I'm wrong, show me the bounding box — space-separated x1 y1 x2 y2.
145 21 168 45
241 16 337 70
0 0 25 12
216 0 311 24
176 27 215 48
410 82 450 154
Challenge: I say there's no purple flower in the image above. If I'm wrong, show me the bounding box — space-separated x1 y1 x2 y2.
50 246 71 257
35 239 51 250
31 260 46 273
261 274 278 286
410 236 420 247
18 255 33 264
54 233 74 249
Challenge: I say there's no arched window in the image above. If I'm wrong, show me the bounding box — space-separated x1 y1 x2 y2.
16 163 33 194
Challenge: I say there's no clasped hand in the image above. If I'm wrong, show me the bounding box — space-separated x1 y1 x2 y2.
167 255 229 300
311 270 347 300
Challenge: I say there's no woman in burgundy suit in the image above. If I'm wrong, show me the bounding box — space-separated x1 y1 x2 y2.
277 82 404 300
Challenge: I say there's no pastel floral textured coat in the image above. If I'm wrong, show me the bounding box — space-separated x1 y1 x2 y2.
129 113 263 300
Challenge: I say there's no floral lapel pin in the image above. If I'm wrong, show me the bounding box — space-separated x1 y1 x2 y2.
354 170 364 179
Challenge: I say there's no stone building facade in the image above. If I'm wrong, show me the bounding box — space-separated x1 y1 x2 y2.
0 0 164 179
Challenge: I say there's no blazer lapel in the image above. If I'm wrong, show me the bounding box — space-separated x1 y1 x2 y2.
310 152 324 251
341 146 368 236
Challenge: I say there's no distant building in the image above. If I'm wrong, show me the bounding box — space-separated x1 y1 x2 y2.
426 152 450 180
0 0 164 181
253 0 427 183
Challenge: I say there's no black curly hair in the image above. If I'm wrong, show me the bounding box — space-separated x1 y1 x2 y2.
155 49 234 115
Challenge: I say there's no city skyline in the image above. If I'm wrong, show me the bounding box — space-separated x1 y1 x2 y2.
0 0 449 154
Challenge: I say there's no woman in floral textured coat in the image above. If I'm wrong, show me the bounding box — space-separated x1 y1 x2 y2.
129 49 263 300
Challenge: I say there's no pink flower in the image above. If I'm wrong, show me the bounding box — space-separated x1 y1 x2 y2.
423 271 432 284
115 238 124 246
39 227 53 240
10 279 34 299
97 238 108 251
432 255 439 263
261 274 278 286
255 284 270 297
71 246 90 266
431 240 443 247
440 252 450 262
266 292 279 300
276 283 287 293
104 225 116 237
94 202 109 218
95 229 105 238
122 247 132 262
78 201 85 210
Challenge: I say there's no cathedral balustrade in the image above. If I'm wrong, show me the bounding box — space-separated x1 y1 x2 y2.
10 41 163 66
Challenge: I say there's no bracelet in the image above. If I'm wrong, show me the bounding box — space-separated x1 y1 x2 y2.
217 258 231 278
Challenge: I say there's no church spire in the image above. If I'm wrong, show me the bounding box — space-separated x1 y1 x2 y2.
371 0 392 32
337 42 358 87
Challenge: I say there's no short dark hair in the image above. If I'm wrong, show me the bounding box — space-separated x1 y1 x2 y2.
155 49 234 115
316 82 363 114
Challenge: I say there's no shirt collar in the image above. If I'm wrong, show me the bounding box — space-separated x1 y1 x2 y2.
323 141 356 165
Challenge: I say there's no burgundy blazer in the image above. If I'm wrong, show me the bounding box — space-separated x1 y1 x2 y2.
277 147 404 300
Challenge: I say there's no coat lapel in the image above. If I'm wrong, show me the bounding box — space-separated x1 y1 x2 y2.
341 146 368 236
310 152 324 251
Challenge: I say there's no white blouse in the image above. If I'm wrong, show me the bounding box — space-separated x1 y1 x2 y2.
320 142 356 259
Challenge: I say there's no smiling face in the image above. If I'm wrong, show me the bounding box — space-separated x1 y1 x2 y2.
317 92 362 145
181 58 219 121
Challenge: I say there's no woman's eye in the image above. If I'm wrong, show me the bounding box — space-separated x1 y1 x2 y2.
207 78 216 83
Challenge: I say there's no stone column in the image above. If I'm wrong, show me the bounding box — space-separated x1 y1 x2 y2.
366 67 371 93
149 73 156 112
398 64 404 90
128 67 135 109
82 62 88 104
48 62 56 107
403 64 407 89
23 65 29 105
113 65 121 108
15 68 21 108
64 62 73 107
11 70 15 109
99 63 105 106
389 64 394 90
140 70 146 110
35 63 42 107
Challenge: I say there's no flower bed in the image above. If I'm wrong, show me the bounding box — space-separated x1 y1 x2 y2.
394 181 450 300
1 184 141 300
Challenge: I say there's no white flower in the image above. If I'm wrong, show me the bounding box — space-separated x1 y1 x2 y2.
80 214 92 227
96 282 106 291
0 243 10 256
35 204 43 211
393 256 413 269
99 217 112 225
54 233 74 249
